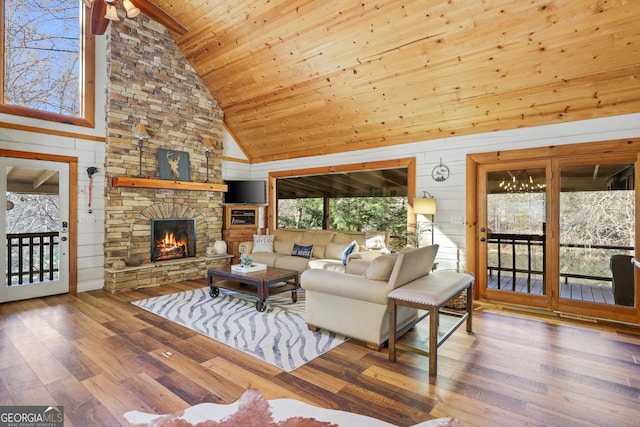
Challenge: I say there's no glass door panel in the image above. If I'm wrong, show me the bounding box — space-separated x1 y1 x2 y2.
559 161 635 307
1 157 69 302
486 167 547 295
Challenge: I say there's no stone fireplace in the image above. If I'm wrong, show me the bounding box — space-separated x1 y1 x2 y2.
151 218 196 262
102 14 227 292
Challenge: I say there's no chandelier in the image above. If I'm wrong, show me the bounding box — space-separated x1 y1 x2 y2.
499 170 546 193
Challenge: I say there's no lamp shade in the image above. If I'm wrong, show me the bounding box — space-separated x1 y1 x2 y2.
104 4 120 21
123 0 141 18
414 197 437 215
133 124 149 139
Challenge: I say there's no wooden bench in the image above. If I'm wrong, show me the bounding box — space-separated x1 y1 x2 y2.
388 270 474 376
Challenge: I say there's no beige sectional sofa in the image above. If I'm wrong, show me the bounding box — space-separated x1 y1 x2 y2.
301 245 439 349
238 228 389 273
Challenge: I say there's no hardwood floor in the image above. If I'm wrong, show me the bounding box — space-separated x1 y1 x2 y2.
1 280 640 426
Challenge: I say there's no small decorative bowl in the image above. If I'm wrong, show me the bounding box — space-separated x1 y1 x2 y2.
125 255 143 267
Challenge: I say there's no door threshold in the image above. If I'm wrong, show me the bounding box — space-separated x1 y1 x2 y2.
557 312 597 323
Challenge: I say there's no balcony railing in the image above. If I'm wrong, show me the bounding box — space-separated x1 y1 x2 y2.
6 232 59 285
487 232 634 300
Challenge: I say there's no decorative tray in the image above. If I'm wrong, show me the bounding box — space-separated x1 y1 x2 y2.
231 263 267 273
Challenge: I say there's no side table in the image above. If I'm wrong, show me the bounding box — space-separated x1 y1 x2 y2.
388 270 474 376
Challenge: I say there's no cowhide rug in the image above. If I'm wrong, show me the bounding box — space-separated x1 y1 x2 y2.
124 388 463 427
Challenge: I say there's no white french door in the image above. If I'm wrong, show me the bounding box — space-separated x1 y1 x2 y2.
1 157 70 302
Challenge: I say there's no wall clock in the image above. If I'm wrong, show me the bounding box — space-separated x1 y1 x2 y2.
431 158 450 182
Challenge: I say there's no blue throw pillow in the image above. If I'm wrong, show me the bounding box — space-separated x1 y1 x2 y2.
291 243 313 259
341 240 358 265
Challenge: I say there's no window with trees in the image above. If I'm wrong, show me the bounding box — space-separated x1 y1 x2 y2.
1 0 94 126
273 161 415 252
278 196 409 251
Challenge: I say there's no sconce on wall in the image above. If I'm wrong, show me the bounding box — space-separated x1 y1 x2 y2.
133 123 149 178
414 191 437 246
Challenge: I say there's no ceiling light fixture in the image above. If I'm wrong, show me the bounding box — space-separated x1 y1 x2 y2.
104 0 119 21
98 0 142 22
122 0 141 18
499 170 546 193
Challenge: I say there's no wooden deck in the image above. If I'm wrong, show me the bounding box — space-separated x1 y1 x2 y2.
488 275 615 304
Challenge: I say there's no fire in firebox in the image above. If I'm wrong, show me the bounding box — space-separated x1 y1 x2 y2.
151 218 196 262
156 231 187 260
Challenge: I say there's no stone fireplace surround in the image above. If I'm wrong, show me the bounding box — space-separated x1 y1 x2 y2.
103 15 228 292
104 200 228 293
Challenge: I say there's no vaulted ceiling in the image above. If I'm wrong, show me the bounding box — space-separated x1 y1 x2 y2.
145 0 640 163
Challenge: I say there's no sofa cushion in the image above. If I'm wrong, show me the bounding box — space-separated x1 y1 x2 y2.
249 252 280 266
345 258 370 275
274 240 294 255
387 245 439 289
252 234 274 253
307 259 346 272
291 243 313 259
325 241 358 261
364 254 398 281
301 231 334 258
275 255 310 272
331 231 368 248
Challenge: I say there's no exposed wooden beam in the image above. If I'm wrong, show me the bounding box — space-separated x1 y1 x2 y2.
136 0 188 35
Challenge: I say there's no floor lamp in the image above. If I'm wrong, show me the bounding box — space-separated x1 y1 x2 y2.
414 191 437 246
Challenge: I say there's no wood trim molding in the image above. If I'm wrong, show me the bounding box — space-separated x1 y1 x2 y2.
467 138 640 164
0 4 95 128
0 121 105 142
466 137 640 323
111 177 227 192
222 156 250 164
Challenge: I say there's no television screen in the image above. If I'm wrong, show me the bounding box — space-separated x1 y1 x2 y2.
224 180 267 204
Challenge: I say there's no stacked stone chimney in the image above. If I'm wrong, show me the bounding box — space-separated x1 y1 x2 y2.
103 15 226 291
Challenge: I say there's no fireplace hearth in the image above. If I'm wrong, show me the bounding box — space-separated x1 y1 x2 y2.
151 218 196 262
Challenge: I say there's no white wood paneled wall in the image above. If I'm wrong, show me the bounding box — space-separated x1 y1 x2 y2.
225 113 640 271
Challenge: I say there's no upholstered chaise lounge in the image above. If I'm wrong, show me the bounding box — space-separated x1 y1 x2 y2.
301 245 439 349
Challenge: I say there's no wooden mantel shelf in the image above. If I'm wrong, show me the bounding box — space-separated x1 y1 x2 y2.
112 177 227 192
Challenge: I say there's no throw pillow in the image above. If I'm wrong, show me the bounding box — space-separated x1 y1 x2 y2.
341 240 358 265
364 254 397 281
252 235 275 253
365 231 387 250
291 243 314 259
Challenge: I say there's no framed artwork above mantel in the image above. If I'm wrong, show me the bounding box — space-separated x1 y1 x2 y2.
158 148 190 181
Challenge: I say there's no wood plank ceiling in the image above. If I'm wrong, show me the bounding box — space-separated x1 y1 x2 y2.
148 0 640 163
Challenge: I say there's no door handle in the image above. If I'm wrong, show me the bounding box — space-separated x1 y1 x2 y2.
480 237 486 242
480 227 486 232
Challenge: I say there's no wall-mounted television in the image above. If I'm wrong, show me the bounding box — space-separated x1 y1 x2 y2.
223 180 267 205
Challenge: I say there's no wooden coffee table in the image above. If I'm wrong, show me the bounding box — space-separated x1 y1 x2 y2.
207 265 299 312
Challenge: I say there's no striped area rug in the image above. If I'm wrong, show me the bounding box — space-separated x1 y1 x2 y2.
131 287 346 372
